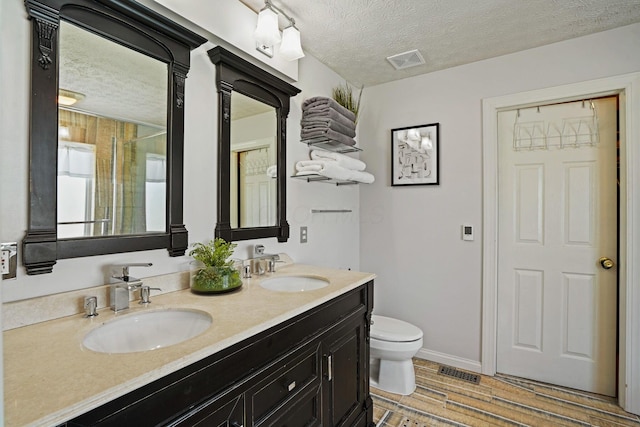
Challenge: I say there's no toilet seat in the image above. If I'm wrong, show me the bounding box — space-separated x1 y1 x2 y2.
371 315 423 342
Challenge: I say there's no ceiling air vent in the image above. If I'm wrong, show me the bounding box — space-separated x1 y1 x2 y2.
386 49 425 70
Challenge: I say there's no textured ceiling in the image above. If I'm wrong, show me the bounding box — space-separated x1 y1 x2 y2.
240 0 640 87
59 21 167 127
59 20 270 127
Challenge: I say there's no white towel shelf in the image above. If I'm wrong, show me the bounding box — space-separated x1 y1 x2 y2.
291 174 359 186
300 136 361 154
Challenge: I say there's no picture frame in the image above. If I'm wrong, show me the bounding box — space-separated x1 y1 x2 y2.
391 123 439 186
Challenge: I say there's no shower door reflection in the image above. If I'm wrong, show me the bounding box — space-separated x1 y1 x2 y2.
57 109 166 238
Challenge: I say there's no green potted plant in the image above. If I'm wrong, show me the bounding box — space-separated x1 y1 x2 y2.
189 238 242 293
332 82 363 123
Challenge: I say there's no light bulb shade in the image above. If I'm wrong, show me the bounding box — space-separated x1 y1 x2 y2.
254 7 281 46
279 26 304 61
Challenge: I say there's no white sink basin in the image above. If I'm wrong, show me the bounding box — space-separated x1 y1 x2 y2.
260 275 329 292
83 309 212 354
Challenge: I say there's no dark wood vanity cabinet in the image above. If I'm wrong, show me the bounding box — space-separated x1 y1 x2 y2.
323 317 369 426
65 281 374 427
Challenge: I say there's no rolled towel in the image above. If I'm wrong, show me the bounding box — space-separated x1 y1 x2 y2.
310 150 366 171
302 108 356 130
300 128 356 146
301 118 356 138
266 165 277 178
295 160 375 184
302 96 357 122
296 160 324 173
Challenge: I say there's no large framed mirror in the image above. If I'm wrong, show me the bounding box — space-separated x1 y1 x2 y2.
23 0 206 274
208 47 300 242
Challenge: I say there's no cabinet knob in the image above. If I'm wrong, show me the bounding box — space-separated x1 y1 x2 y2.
286 380 296 392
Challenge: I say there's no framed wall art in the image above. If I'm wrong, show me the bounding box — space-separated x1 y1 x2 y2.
391 123 439 186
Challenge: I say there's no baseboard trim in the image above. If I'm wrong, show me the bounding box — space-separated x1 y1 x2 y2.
416 348 482 374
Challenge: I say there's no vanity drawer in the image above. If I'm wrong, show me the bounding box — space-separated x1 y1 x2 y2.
257 383 322 427
250 341 321 424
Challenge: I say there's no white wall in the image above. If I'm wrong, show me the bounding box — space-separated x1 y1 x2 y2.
359 23 640 366
147 0 299 81
232 111 276 144
0 0 359 302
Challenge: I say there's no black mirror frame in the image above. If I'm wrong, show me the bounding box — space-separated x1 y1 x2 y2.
208 46 300 243
23 0 206 275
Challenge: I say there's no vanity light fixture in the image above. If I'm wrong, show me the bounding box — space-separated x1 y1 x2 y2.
254 0 304 61
58 89 85 106
279 25 304 61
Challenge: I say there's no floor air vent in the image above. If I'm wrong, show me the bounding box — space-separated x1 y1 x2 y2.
438 365 481 384
397 416 427 427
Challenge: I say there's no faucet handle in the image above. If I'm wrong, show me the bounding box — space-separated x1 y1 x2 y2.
242 264 252 279
83 296 99 318
139 285 161 304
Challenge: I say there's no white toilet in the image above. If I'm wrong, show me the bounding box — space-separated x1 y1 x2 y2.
369 314 423 395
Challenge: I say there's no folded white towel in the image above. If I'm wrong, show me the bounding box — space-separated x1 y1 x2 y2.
310 150 366 171
295 160 375 184
266 165 277 178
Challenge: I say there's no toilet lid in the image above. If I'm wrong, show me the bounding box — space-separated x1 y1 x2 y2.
370 315 423 342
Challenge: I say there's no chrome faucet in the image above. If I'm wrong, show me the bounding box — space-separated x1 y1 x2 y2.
249 245 281 275
110 263 152 312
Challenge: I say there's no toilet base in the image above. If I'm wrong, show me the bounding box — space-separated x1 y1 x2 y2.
370 358 416 395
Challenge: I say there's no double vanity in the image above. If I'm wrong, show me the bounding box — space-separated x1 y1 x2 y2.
4 263 375 426
12 1 375 425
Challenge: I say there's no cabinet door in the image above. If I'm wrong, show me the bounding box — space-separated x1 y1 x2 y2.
323 316 368 427
249 341 322 426
167 394 244 427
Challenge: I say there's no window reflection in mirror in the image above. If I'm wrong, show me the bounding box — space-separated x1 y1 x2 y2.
57 21 167 238
230 92 277 229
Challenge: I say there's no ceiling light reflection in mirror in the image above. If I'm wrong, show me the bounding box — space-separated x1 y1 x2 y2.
57 21 168 239
230 92 277 229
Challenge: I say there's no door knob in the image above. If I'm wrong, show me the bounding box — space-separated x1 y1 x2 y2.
599 257 615 270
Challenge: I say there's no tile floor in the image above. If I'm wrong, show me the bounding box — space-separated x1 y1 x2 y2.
371 359 640 427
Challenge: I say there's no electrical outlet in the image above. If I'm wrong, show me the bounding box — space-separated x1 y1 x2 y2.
300 226 308 243
1 242 17 279
1 250 9 275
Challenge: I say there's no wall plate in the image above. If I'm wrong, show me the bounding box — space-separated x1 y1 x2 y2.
1 242 17 280
256 42 273 58
462 225 474 241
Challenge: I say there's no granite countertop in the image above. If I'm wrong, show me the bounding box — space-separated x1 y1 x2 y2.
3 263 375 427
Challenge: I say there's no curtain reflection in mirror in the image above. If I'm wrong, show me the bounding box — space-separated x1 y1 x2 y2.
57 109 166 238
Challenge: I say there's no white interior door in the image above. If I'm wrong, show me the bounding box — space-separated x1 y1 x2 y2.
496 97 618 396
239 148 275 227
